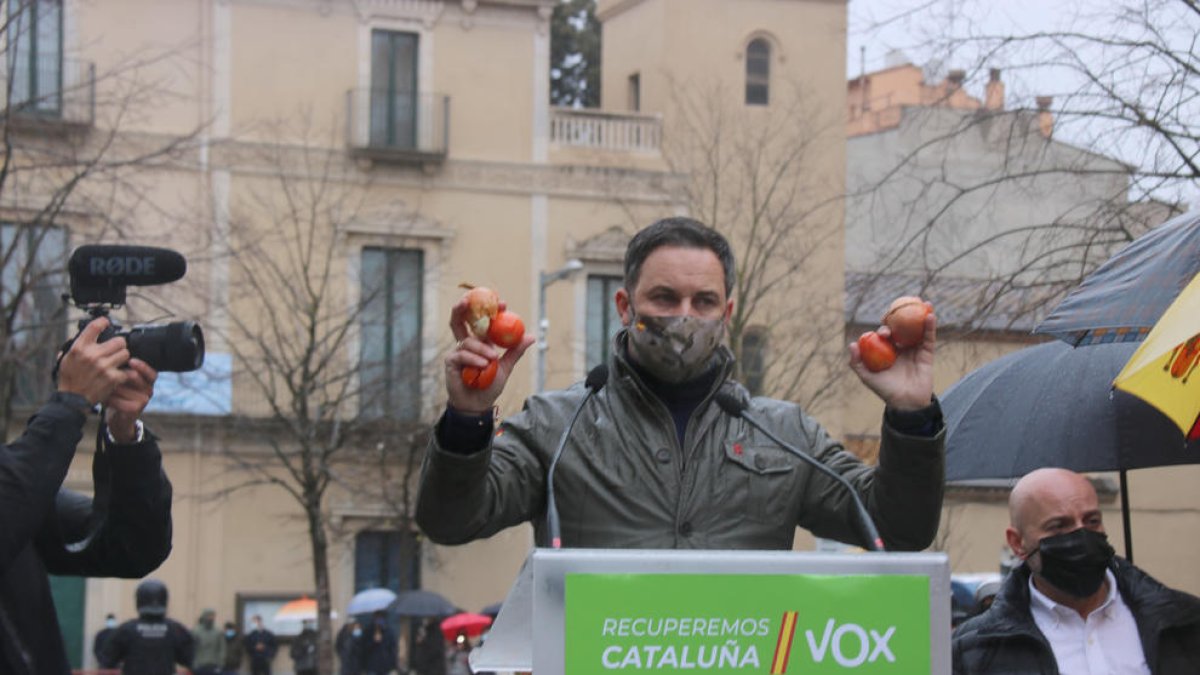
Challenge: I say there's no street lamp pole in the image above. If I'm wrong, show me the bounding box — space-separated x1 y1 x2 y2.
537 259 584 392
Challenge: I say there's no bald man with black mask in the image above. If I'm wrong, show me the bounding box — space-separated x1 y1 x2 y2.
952 468 1200 674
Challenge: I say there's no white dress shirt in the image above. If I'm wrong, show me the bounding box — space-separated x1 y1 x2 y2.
1029 570 1151 674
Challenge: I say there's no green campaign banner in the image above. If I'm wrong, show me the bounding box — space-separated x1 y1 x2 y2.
564 573 930 674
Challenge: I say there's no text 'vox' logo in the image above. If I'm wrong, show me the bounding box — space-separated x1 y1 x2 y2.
771 612 896 672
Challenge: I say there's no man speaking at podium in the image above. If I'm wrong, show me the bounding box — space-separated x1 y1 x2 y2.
417 217 944 551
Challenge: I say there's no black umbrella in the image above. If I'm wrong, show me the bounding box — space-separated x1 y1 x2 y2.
1036 210 1200 345
480 601 503 619
392 590 458 618
942 340 1200 561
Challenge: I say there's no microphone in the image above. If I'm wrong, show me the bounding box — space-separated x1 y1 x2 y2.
546 364 609 549
714 384 885 552
69 245 187 291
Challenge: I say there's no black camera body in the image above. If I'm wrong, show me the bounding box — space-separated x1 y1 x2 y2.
88 317 205 373
62 245 205 373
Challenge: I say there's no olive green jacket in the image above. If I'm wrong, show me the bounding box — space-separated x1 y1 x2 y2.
416 341 944 550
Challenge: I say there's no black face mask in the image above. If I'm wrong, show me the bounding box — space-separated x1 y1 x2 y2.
1030 528 1115 598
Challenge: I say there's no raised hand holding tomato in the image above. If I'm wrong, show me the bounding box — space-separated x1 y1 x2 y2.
457 290 525 389
446 285 536 413
848 296 937 411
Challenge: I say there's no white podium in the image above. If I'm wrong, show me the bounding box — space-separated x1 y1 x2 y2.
472 548 952 675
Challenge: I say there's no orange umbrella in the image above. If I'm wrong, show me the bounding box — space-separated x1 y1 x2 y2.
275 596 318 622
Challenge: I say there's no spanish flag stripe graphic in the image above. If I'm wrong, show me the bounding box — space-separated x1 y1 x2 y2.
771 611 798 675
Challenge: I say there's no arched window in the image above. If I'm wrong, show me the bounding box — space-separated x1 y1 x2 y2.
745 38 770 106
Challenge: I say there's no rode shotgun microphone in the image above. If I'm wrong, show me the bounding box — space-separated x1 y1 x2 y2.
546 364 609 549
69 245 187 305
714 384 885 552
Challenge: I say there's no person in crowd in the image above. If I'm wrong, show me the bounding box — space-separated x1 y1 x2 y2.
951 607 972 632
0 317 173 675
410 618 445 675
191 608 226 675
952 468 1200 673
335 617 364 675
92 613 118 666
290 620 318 675
244 614 277 675
220 620 243 675
99 579 194 675
445 634 471 675
417 216 944 550
361 611 398 675
972 580 1001 616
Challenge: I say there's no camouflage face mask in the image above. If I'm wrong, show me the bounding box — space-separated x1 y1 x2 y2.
626 309 726 384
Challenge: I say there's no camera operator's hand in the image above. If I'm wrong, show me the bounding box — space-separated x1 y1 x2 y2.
104 359 156 444
57 317 130 406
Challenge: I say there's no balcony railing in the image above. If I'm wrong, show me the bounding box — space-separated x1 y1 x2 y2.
1 56 95 129
346 89 449 163
550 107 662 153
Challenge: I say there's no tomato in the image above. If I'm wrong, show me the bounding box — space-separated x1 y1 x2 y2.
487 310 525 349
883 296 932 349
461 359 499 390
858 331 897 373
463 286 500 338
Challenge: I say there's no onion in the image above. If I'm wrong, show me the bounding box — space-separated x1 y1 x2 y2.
882 296 931 349
462 285 500 338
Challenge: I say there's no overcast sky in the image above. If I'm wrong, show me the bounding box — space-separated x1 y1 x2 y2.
846 0 1199 206
847 0 1097 92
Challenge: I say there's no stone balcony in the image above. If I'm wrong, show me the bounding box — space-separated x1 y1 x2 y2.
1 56 95 133
549 107 665 170
345 89 449 167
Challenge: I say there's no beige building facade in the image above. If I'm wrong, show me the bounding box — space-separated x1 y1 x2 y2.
4 0 849 670
9 0 1194 671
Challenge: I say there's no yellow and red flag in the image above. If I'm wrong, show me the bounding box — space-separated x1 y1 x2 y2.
1114 274 1200 441
770 610 799 674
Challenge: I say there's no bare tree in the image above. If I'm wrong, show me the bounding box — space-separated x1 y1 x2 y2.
208 122 433 673
845 0 1194 335
654 80 847 411
0 0 204 440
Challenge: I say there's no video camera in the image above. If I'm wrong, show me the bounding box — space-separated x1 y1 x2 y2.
61 244 205 373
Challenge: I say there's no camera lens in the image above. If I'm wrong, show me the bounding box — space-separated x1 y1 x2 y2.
125 321 205 373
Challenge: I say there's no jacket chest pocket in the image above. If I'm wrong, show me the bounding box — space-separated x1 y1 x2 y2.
719 443 796 523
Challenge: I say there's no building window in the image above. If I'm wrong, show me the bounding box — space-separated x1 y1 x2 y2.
741 327 768 396
628 72 640 112
2 223 66 407
745 38 770 106
369 30 419 149
354 530 420 593
585 275 623 370
359 248 423 421
6 0 63 115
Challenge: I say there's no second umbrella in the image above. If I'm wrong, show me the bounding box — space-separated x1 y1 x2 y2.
347 588 398 616
942 340 1200 561
393 589 458 617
